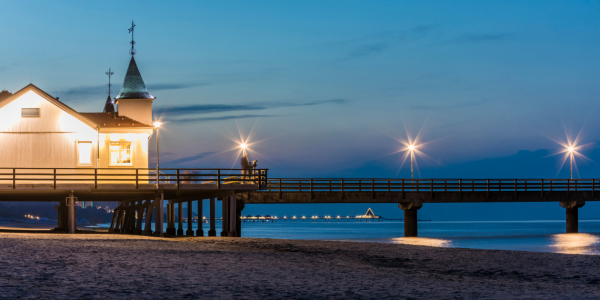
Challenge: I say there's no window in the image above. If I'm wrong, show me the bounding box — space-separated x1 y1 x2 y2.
109 141 132 166
77 141 93 166
21 108 40 117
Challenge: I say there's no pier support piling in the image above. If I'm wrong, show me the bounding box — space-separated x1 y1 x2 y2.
560 199 585 233
399 199 423 237
67 191 76 234
228 195 237 237
209 198 216 236
154 193 164 237
186 201 194 236
177 202 184 236
221 197 229 236
196 199 204 237
143 200 154 236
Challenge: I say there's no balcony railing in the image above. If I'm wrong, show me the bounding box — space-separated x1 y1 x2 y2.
0 168 268 190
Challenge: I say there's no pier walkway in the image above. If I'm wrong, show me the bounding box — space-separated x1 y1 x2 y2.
238 178 598 236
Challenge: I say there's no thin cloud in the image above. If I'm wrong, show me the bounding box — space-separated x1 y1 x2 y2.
168 151 217 164
168 114 281 124
440 33 513 45
156 99 350 117
59 82 207 101
409 99 490 110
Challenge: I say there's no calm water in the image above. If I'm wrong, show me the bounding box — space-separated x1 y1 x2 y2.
97 219 600 255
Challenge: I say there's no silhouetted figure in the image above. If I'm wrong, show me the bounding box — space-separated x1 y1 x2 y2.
240 151 252 183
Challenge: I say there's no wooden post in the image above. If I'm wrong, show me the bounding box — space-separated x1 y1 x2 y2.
177 201 184 236
154 193 164 237
53 169 57 189
221 197 229 236
228 195 237 237
134 200 144 235
209 198 216 236
113 206 123 232
109 206 119 233
186 200 194 236
236 199 244 237
67 191 76 233
143 200 154 236
196 199 204 236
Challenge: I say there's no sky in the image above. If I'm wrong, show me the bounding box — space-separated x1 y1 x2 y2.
1 1 600 220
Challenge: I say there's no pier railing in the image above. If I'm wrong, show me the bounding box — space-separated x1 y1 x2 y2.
262 178 599 193
0 168 268 190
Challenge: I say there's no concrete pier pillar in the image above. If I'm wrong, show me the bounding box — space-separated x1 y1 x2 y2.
228 196 237 237
154 193 165 237
177 202 184 236
209 198 216 236
221 197 229 236
196 199 204 237
186 201 194 236
560 199 585 233
67 191 76 234
399 199 423 237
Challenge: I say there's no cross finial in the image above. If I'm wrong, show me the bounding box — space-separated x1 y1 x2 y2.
105 67 114 97
128 20 136 56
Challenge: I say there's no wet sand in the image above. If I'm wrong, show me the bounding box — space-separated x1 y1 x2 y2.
0 233 599 299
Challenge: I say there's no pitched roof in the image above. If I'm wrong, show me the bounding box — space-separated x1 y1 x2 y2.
115 57 154 100
79 112 153 128
0 84 98 129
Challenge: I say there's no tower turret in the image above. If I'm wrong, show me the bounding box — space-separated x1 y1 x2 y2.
114 21 154 125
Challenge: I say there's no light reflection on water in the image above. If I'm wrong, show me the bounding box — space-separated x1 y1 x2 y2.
550 233 600 255
95 220 600 254
389 237 452 248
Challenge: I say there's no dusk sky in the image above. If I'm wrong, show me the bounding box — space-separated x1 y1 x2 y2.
2 1 600 219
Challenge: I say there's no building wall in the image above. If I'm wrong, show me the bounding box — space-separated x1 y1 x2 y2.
116 99 153 126
0 90 98 168
0 91 152 185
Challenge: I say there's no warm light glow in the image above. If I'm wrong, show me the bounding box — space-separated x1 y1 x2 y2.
568 146 574 153
390 237 452 247
240 143 247 149
550 233 600 255
408 145 415 151
153 121 162 128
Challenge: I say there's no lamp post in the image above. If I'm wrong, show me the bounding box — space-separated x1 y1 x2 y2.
153 121 162 188
568 146 574 180
408 145 415 179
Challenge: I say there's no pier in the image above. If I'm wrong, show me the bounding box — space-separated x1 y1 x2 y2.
240 178 598 237
0 170 596 238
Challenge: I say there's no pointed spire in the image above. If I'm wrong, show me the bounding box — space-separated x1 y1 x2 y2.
115 57 154 99
103 95 115 113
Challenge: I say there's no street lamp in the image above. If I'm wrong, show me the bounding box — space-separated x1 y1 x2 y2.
568 146 574 179
153 121 162 187
408 144 415 179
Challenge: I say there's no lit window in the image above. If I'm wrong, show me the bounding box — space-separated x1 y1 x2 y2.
77 141 93 166
109 141 132 166
21 108 40 117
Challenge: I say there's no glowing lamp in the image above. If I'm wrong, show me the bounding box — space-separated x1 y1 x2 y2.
240 143 247 149
408 145 415 151
568 147 574 153
153 121 162 128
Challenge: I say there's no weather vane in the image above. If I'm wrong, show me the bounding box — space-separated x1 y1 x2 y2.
128 20 136 56
105 67 114 97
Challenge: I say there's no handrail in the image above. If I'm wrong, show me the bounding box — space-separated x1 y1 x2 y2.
259 178 600 193
0 168 268 190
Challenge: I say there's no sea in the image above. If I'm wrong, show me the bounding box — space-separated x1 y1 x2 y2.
95 219 600 255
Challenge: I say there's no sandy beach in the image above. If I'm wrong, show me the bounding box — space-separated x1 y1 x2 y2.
0 233 598 299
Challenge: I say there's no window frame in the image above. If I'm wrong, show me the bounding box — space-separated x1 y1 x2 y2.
21 108 40 117
76 141 93 167
108 140 134 167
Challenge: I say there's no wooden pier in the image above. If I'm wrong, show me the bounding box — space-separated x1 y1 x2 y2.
0 167 267 236
239 178 599 237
